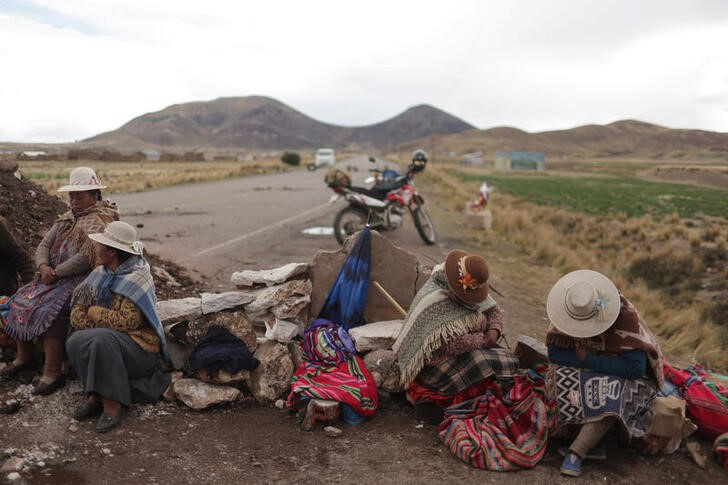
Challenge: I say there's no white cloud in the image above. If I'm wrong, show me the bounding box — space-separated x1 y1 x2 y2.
1 0 727 142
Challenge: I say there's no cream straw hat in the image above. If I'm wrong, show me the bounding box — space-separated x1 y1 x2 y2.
56 166 107 192
88 221 144 256
546 269 620 338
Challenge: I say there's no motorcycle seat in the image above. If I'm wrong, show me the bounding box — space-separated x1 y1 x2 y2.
349 185 389 200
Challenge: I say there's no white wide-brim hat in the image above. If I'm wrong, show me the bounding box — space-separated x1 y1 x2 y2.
57 166 107 192
546 269 621 338
88 221 144 256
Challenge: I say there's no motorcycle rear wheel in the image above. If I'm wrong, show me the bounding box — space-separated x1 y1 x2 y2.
333 206 369 245
412 202 436 245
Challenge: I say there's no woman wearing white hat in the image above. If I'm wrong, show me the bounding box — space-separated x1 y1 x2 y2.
67 221 170 433
545 269 664 477
1 167 119 395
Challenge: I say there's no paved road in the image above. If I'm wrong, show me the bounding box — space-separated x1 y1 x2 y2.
113 156 446 288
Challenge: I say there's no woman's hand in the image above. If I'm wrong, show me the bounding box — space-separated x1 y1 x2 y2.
38 264 57 285
575 341 588 362
483 329 500 348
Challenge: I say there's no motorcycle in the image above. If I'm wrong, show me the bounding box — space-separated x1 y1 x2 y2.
327 157 436 245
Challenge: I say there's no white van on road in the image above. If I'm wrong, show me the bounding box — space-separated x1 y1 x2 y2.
314 148 335 168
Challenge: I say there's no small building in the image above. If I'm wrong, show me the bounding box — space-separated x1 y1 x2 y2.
463 151 484 166
142 150 161 161
495 151 546 171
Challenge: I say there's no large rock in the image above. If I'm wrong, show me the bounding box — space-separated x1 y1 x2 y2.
288 341 304 369
186 310 257 352
363 349 402 393
264 318 302 344
231 262 309 288
271 295 310 321
349 320 404 352
247 340 294 402
156 297 201 325
195 368 251 386
200 291 256 314
309 230 429 324
245 279 312 315
172 378 241 410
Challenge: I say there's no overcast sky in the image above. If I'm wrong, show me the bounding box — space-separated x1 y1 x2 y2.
1 0 727 142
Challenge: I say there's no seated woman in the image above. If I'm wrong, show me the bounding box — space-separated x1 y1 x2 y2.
2 167 118 395
545 269 664 477
393 250 518 424
67 221 170 433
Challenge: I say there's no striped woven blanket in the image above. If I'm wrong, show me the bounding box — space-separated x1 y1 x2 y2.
286 355 378 418
438 370 552 471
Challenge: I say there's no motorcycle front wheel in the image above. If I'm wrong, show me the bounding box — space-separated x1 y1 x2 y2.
333 206 369 245
412 202 436 245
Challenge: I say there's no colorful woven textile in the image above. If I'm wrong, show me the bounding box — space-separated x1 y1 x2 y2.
415 347 518 395
4 238 81 341
286 354 378 418
406 378 494 408
302 319 356 367
0 295 10 331
437 372 552 471
714 432 728 469
548 365 657 438
663 362 728 437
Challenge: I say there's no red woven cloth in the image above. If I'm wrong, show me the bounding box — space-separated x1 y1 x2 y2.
663 362 728 438
406 378 495 408
437 374 552 471
286 355 378 418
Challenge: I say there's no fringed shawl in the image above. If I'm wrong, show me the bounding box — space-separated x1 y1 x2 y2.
546 294 664 388
73 256 169 361
393 265 496 386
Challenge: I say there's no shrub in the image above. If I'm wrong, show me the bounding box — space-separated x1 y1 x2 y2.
280 152 301 166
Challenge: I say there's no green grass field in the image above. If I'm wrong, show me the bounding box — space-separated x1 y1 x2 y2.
455 172 728 219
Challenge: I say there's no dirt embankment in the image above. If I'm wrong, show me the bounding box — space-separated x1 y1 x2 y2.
0 163 203 300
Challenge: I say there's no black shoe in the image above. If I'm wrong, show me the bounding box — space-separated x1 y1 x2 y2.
32 375 66 396
96 409 124 433
414 402 444 425
0 361 33 380
73 400 103 421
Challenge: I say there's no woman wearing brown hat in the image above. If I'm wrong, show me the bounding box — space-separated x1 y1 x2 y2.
393 249 518 424
545 269 664 477
1 167 119 395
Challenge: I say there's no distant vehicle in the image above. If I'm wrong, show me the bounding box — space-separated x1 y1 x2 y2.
308 148 336 171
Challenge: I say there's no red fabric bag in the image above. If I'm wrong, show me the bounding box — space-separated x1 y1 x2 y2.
663 363 728 438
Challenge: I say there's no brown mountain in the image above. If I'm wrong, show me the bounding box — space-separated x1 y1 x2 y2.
401 119 728 160
85 96 475 150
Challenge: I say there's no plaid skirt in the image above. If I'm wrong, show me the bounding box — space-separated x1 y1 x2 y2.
415 347 519 396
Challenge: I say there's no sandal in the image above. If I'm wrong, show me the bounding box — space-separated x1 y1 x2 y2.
73 399 103 421
96 409 124 433
32 375 67 396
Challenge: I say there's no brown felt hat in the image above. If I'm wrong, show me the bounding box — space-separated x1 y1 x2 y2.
444 249 489 305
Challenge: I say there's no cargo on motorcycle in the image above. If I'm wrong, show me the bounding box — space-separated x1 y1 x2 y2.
325 150 436 245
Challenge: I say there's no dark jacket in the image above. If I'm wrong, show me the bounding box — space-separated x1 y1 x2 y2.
0 216 34 296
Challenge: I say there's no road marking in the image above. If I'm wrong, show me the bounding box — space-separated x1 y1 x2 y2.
192 202 332 257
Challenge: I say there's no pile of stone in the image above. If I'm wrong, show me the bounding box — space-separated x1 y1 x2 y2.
156 231 431 410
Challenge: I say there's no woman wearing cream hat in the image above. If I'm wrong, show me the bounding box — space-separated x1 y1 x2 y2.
67 221 170 433
1 167 119 395
546 269 664 477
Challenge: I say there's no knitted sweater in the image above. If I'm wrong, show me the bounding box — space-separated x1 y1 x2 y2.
0 217 34 295
71 293 160 353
